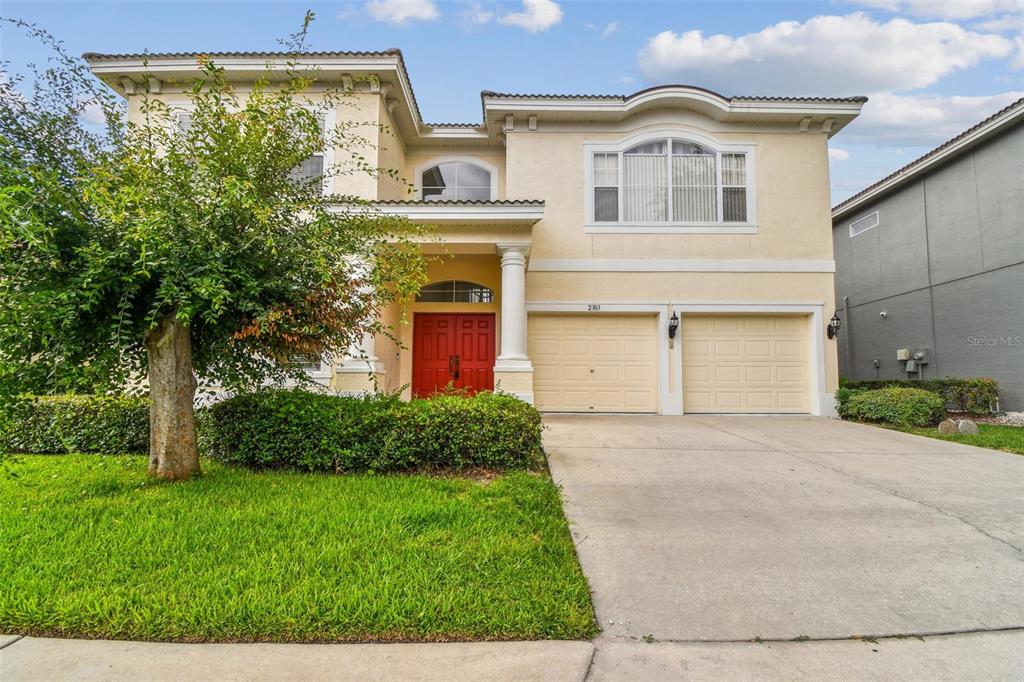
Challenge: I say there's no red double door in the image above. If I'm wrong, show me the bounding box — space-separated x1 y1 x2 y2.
413 314 495 397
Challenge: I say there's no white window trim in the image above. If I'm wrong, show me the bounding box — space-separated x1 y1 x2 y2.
413 156 499 201
309 105 335 197
583 130 757 234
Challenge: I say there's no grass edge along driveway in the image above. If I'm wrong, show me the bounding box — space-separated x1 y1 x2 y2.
875 422 1024 456
0 456 597 643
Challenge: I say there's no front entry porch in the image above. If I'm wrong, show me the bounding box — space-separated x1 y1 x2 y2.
328 200 543 403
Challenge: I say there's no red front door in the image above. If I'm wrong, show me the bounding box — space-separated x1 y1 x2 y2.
413 314 495 397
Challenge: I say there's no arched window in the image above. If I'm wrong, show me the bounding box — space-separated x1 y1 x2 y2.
590 135 752 226
421 161 492 201
416 280 494 303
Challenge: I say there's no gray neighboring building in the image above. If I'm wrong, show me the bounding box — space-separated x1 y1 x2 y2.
831 99 1024 410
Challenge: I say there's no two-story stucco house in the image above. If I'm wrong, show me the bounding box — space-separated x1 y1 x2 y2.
86 50 865 416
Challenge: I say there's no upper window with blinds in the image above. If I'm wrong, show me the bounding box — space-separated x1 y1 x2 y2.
287 111 328 187
588 135 755 230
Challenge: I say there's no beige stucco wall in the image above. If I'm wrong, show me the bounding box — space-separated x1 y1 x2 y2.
504 114 835 261
376 101 411 200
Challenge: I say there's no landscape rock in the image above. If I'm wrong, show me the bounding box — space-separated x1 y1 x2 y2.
956 419 979 435
937 419 958 434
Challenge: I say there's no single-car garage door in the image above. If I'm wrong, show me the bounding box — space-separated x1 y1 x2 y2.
682 314 809 413
530 314 658 413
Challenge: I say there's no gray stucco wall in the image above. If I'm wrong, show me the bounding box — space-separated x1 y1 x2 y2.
833 123 1024 409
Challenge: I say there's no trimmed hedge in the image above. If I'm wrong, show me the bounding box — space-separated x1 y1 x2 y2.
202 389 545 472
0 394 149 454
841 387 946 427
839 377 998 415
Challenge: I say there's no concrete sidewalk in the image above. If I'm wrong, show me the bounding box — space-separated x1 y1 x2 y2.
4 631 1024 681
0 637 592 682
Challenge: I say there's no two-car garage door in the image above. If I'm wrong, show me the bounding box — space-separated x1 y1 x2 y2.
529 312 809 414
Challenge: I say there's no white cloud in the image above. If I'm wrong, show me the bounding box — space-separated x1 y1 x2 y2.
586 21 618 37
851 0 1020 20
364 0 439 24
973 13 1024 32
1014 34 1024 68
637 13 1014 96
620 75 637 85
843 90 1024 146
828 148 851 161
459 2 494 26
499 0 563 32
81 101 106 125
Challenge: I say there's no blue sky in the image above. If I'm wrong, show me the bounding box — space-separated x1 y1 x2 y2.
2 0 1022 203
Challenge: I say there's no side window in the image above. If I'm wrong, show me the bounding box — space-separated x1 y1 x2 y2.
421 161 492 201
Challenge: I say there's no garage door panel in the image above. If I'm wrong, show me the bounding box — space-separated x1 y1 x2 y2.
529 314 658 413
683 314 809 414
777 365 805 383
744 340 772 358
745 365 772 383
775 340 803 359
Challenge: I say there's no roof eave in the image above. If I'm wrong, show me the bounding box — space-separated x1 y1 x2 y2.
832 100 1024 220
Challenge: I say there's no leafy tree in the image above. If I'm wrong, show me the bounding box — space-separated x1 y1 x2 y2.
0 15 428 478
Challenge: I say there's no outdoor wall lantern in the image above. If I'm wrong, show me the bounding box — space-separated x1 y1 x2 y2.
827 311 842 340
668 311 679 340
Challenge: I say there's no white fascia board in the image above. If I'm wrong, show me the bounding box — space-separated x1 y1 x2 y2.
330 204 544 223
88 56 403 74
528 259 835 273
484 94 864 120
832 102 1024 221
418 128 490 140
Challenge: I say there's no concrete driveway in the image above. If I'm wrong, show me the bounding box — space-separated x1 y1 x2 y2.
545 415 1024 679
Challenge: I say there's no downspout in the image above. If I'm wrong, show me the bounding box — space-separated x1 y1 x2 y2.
841 295 850 378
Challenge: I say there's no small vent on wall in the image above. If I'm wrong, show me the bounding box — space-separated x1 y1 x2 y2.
849 211 879 238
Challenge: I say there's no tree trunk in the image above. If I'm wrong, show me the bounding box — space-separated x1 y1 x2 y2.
146 311 200 480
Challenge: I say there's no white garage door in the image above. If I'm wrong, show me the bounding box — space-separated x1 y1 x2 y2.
682 314 809 413
530 314 658 413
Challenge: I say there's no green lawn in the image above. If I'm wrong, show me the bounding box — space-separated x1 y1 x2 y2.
885 423 1024 455
0 456 597 643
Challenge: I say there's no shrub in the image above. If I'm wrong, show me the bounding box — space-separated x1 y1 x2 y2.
835 386 868 419
839 378 998 415
0 394 149 454
202 389 545 473
843 387 946 427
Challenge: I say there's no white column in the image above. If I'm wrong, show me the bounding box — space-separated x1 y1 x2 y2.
495 244 533 371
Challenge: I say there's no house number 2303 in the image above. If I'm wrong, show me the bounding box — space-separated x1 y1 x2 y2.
586 304 602 311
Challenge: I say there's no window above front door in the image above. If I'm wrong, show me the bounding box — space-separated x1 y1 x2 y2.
416 280 495 303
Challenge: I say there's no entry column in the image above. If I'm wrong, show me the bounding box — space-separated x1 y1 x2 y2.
494 243 534 403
